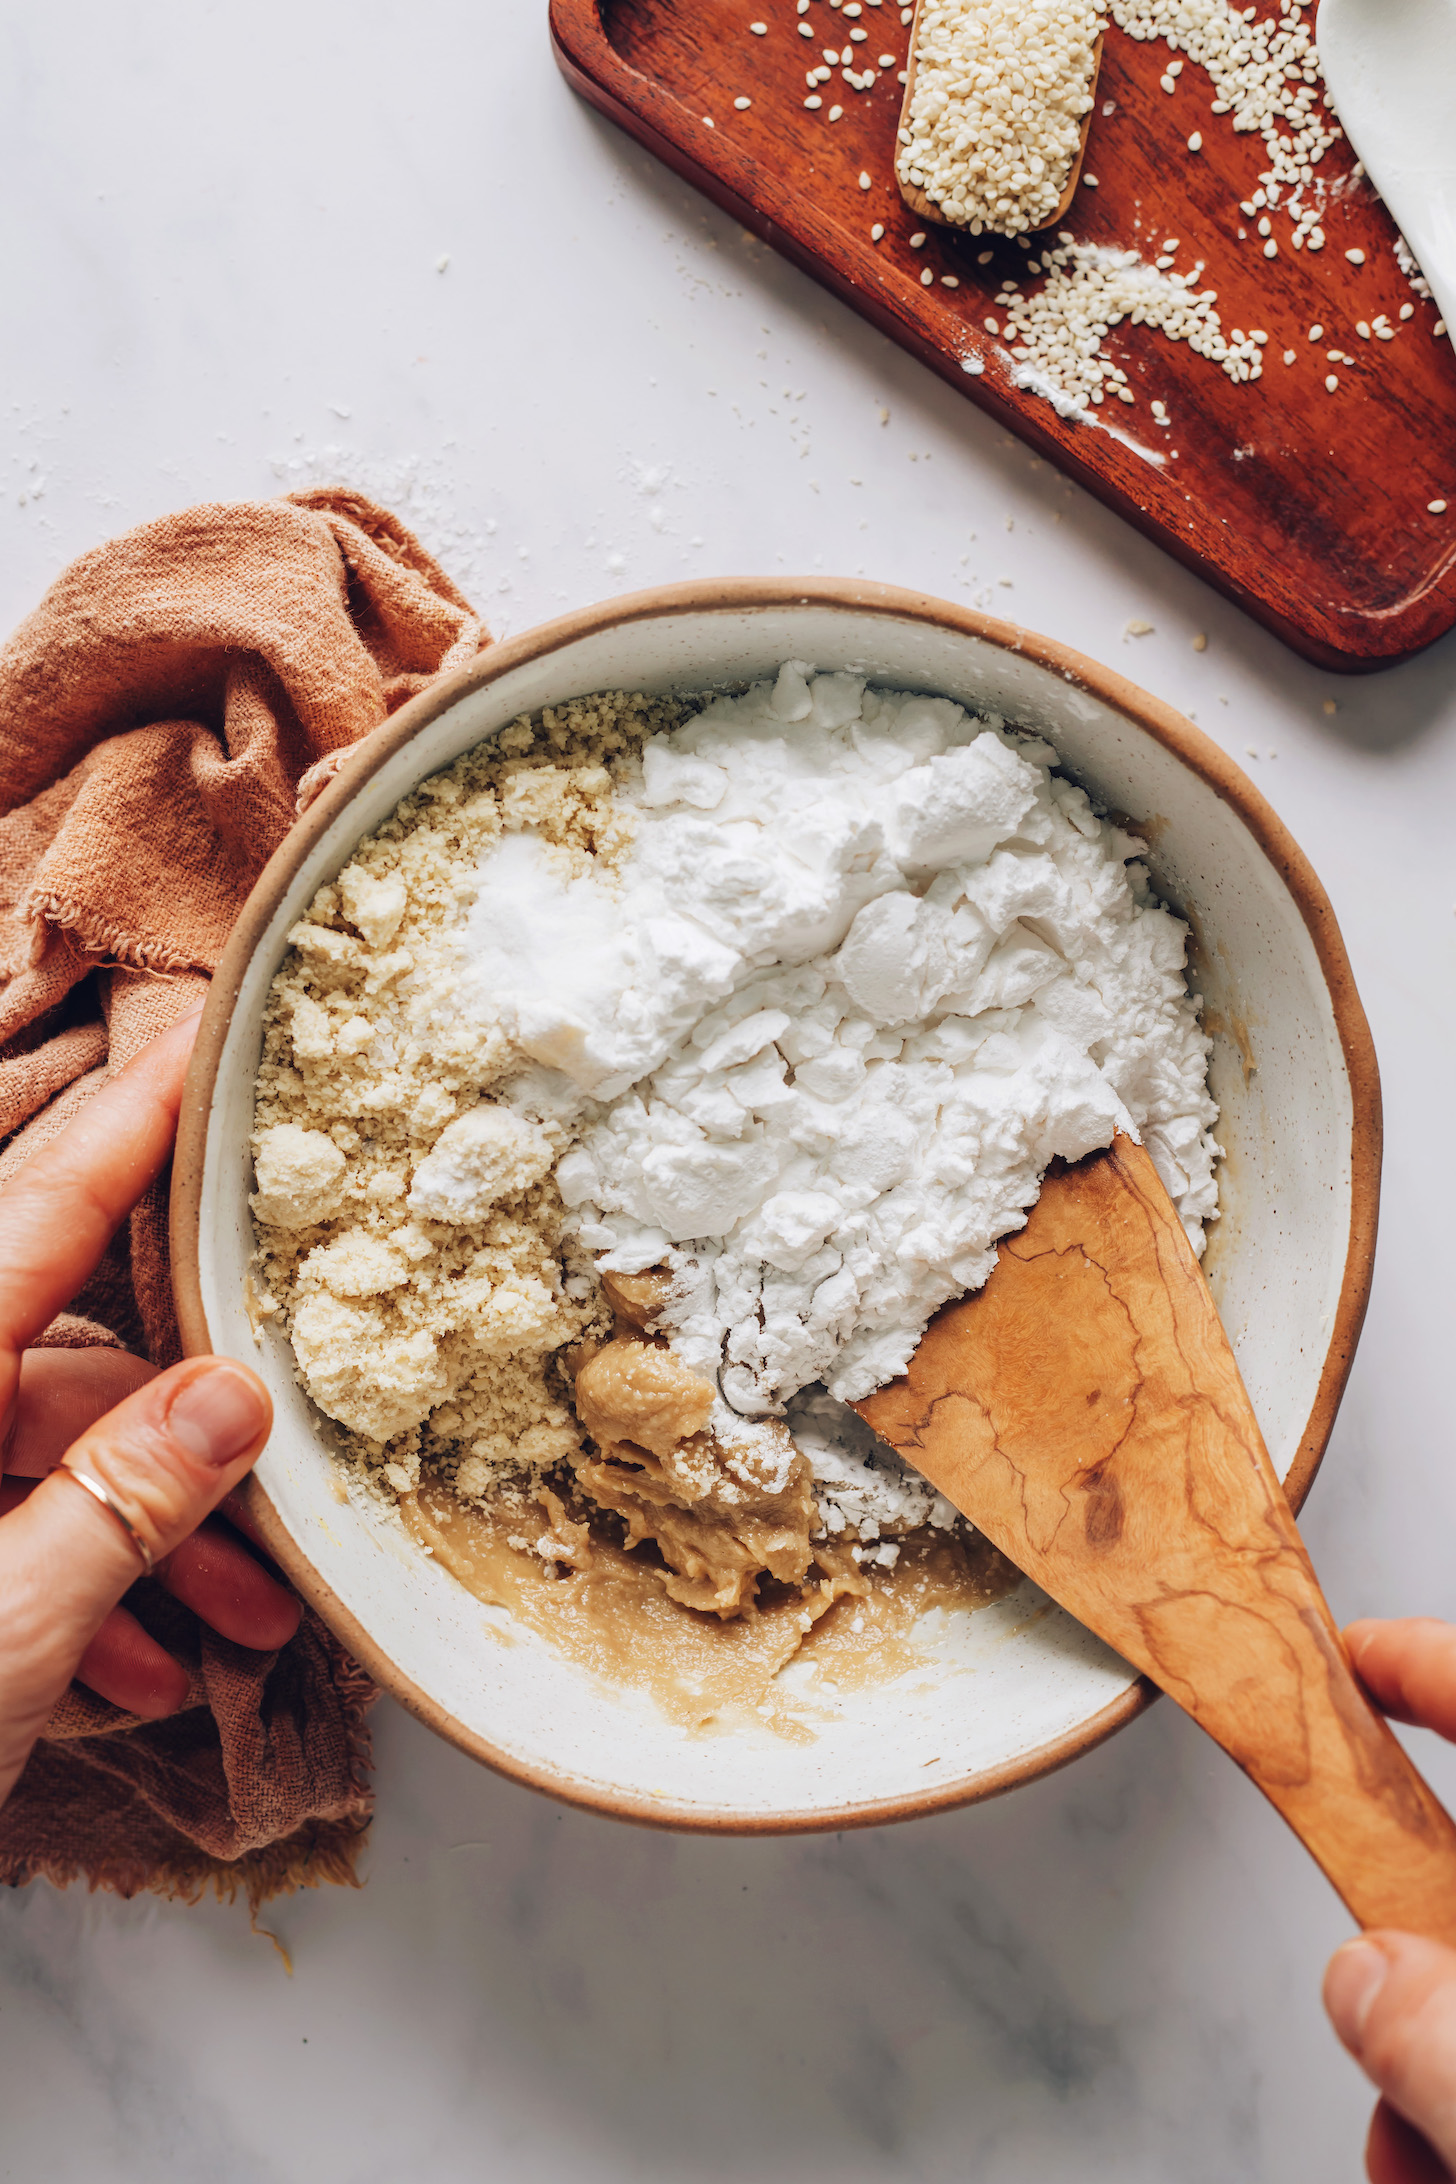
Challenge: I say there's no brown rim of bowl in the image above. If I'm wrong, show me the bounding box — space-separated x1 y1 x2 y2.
170 576 1382 1838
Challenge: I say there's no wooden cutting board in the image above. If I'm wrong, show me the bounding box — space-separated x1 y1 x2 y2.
551 0 1456 671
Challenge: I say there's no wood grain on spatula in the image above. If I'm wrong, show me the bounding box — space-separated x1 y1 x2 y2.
855 1134 1456 1942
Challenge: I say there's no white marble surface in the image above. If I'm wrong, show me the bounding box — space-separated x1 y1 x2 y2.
2 3 1455 2176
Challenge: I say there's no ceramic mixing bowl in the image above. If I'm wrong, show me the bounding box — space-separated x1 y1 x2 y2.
171 579 1380 1832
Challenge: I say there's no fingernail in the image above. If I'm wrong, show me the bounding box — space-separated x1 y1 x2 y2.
1326 1939 1390 2053
167 1366 268 1468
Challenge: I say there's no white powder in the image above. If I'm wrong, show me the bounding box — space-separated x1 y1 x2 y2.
446 664 1220 1467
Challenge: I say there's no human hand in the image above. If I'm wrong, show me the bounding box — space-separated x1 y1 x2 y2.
0 1012 296 1814
1325 1619 1456 2183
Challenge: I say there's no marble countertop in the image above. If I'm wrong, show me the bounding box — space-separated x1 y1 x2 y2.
3 4 1455 2178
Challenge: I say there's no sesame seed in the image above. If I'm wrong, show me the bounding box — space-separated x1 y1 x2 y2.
1309 324 1323 341
1431 500 1449 514
909 231 926 247
1192 633 1208 651
799 18 813 30
1437 320 1449 337
985 316 1000 333
1375 325 1395 340
1161 71 1176 91
1400 303 1415 321
1355 321 1370 339
1323 699 1337 716
859 170 872 188
750 19 767 31
870 222 885 240
921 266 935 284
879 53 896 65
1324 373 1338 392
1187 132 1203 151
703 115 715 126
1283 348 1295 364
804 93 822 106
828 102 843 118
1082 174 1099 187
1263 240 1277 258
1345 248 1365 265
1257 217 1271 237
734 95 752 108
977 249 993 264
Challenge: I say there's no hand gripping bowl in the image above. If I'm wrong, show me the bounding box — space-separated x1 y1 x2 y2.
171 580 1380 1833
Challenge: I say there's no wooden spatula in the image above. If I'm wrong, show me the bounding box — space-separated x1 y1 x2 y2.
854 1134 1456 1942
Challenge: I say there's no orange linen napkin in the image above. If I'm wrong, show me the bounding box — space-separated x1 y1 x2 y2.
0 490 487 1907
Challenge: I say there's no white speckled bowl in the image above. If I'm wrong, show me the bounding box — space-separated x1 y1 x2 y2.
171 581 1380 1833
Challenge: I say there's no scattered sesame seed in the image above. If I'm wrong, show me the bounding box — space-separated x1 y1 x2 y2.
1431 500 1450 514
942 274 960 286
703 114 715 126
1161 71 1176 92
1324 373 1338 392
1400 303 1415 321
1126 619 1154 637
897 68 908 81
909 231 926 247
921 265 934 283
870 222 885 240
1374 325 1395 341
977 249 993 264
828 102 844 118
750 19 767 31
1437 320 1449 338
1187 132 1202 151
1355 321 1370 339
859 170 872 188
961 355 985 374
1282 348 1295 364
804 93 822 105
1323 698 1337 715
1345 248 1365 265
798 18 813 31
1082 174 1099 187
1192 633 1208 651
879 52 896 65
1309 324 1323 341
1263 240 1277 258
734 95 752 108
1257 217 1271 237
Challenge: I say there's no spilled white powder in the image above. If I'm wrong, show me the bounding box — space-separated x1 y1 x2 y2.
454 663 1220 1432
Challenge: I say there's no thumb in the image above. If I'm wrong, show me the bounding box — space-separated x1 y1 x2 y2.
1326 1934 1456 2175
0 1356 271 1806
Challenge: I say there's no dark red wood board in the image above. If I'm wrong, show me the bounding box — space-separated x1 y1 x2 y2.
550 0 1456 670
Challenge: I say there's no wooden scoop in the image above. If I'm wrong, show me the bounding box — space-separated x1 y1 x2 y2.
897 8 1103 235
854 1134 1456 1943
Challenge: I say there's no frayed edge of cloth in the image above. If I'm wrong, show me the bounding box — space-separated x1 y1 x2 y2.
23 895 207 977
0 1813 373 1916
